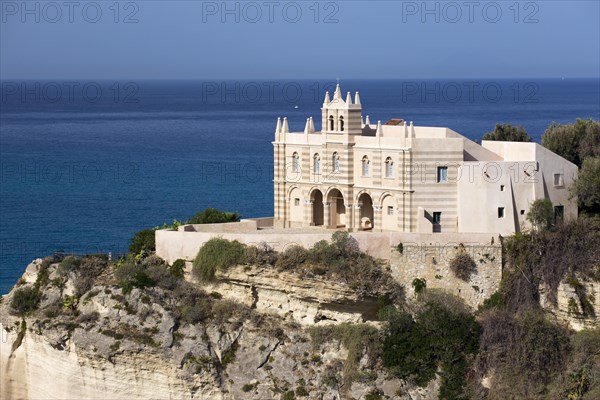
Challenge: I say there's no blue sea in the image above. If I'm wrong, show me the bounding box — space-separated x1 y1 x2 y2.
1 79 599 294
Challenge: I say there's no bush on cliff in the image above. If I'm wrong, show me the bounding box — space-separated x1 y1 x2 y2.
501 218 600 313
476 310 571 398
115 254 178 293
382 291 480 400
187 208 240 224
192 238 246 282
128 228 156 255
10 286 42 315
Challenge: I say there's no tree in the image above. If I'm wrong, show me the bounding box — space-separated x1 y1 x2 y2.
527 198 554 231
541 119 600 167
128 228 156 255
482 124 532 142
570 156 600 212
187 208 240 224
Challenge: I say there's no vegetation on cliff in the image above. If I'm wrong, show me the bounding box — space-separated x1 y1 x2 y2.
6 212 600 399
192 231 403 300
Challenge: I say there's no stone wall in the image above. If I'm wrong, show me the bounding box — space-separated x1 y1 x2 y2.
390 240 503 309
157 226 502 309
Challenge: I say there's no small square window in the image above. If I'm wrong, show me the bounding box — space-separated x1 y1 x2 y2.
498 207 505 218
500 185 505 191
437 167 448 183
294 198 300 206
520 209 525 215
387 206 394 215
433 212 442 224
554 173 564 187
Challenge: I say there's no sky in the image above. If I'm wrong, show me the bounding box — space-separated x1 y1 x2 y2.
1 0 599 79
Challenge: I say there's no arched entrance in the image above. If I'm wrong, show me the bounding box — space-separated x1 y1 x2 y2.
327 189 346 228
357 193 374 230
311 190 324 226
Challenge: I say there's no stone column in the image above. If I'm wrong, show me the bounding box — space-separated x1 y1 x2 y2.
374 205 383 231
346 203 353 231
308 200 314 226
324 202 331 228
355 204 362 231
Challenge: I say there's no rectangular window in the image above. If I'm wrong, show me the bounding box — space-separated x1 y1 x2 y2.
554 205 564 222
554 173 564 187
520 209 525 215
387 206 394 215
498 207 505 218
437 167 448 183
433 212 442 224
294 198 300 206
500 185 505 191
386 162 393 178
314 159 320 175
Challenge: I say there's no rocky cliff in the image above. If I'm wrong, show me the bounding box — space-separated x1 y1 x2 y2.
0 258 434 400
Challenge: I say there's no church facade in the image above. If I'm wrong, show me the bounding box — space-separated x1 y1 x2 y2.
273 85 578 234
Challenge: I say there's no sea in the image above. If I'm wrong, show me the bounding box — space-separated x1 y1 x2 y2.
1 78 599 294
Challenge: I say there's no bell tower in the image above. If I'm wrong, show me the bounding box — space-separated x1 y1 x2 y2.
321 84 363 136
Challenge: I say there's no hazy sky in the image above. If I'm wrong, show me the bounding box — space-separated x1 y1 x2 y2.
1 0 599 79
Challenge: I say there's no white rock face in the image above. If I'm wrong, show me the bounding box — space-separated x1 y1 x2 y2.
204 265 374 326
540 277 600 331
0 259 418 400
1 330 221 400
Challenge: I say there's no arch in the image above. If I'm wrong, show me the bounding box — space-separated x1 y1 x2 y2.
310 189 324 226
286 184 300 199
313 153 321 174
288 187 303 223
357 192 374 230
339 116 344 132
380 193 397 231
327 188 346 228
377 191 395 205
328 115 334 131
361 155 370 177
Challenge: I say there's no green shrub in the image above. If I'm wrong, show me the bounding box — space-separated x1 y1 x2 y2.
115 261 155 294
295 385 309 397
309 323 379 389
482 123 532 142
275 245 309 270
245 242 278 266
242 383 255 392
449 251 477 281
396 242 403 254
478 291 505 312
221 341 238 368
307 240 339 267
58 255 81 275
128 228 156 255
169 259 186 278
73 255 108 295
364 389 383 400
412 278 426 295
282 390 295 400
188 208 240 224
527 198 554 231
192 238 246 282
382 296 480 399
478 310 571 398
10 286 41 314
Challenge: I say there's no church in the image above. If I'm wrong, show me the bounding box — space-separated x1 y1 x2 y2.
272 84 578 234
